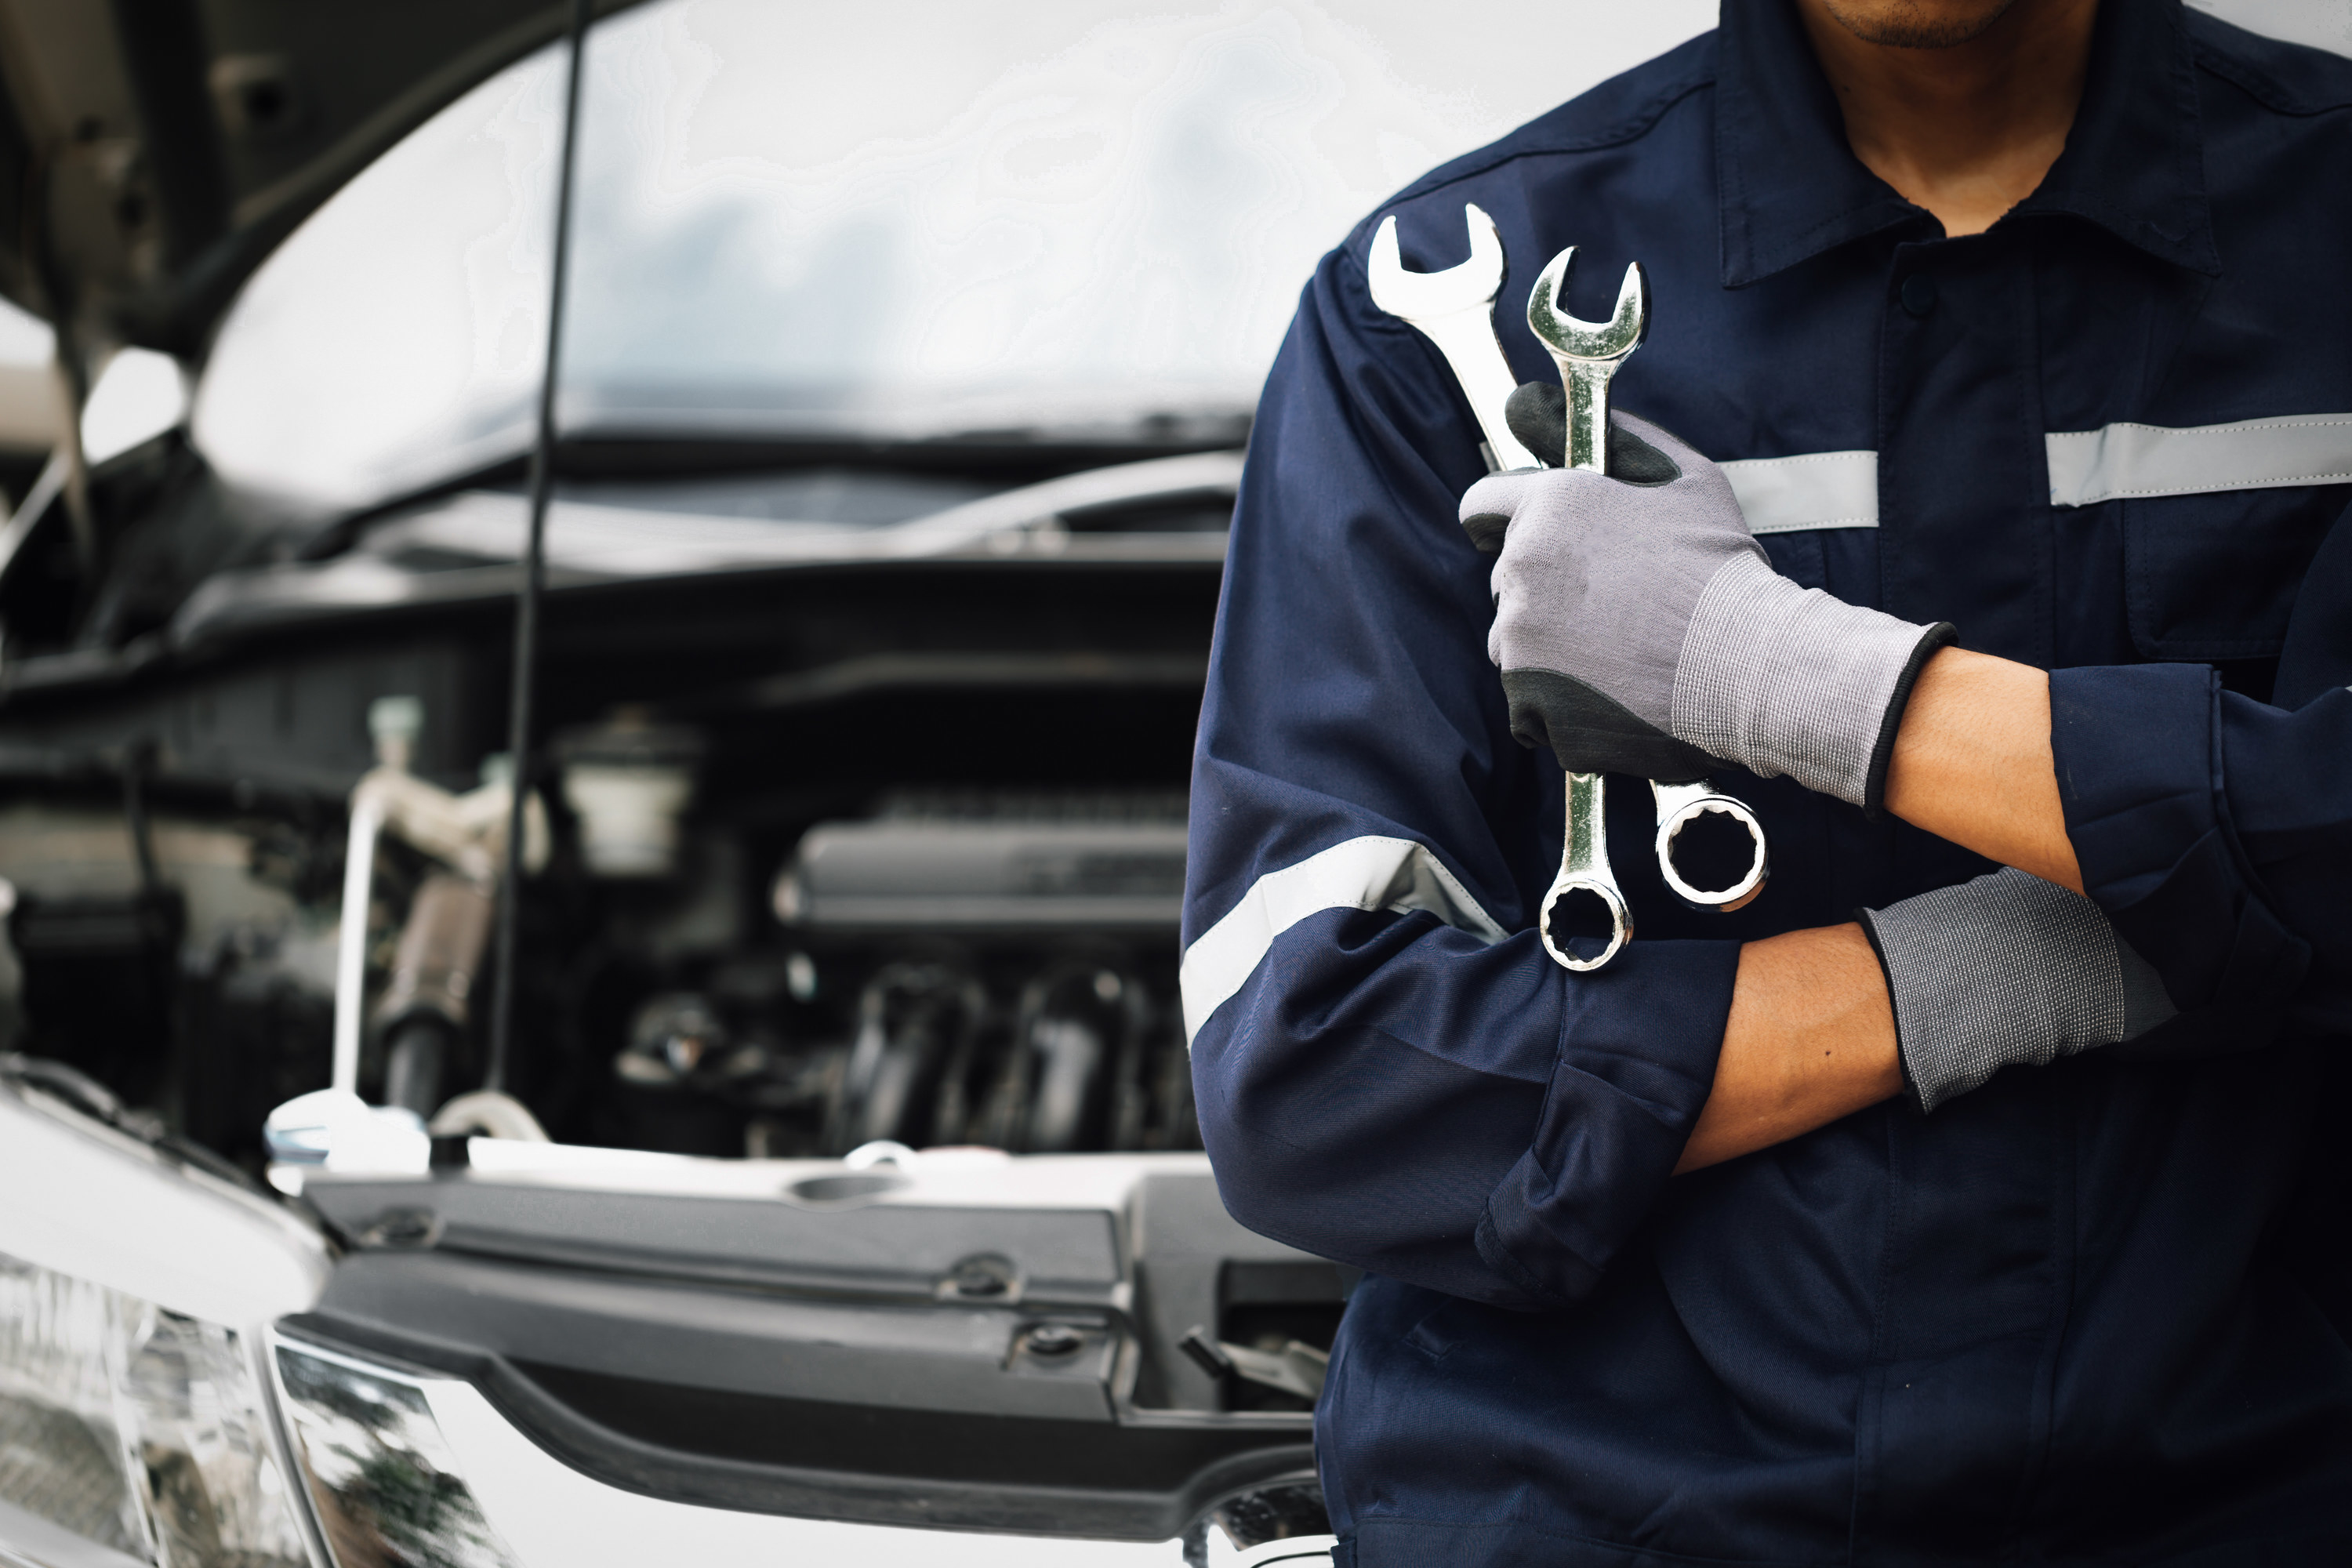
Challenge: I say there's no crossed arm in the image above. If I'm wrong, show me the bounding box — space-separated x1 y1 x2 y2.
1674 648 2080 1172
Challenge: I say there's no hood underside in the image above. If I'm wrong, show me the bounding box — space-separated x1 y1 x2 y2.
0 0 634 361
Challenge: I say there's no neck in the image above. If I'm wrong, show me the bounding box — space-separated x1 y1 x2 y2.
1795 0 2100 237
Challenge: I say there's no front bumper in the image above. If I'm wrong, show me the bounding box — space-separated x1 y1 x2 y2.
271 1334 1218 1567
0 1076 1338 1567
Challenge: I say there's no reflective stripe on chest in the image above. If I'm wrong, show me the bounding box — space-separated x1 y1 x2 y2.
2045 414 2352 506
1720 452 1878 535
1719 413 2352 532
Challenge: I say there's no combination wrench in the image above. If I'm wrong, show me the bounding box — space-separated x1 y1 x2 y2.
1367 205 1768 973
1523 245 1767 967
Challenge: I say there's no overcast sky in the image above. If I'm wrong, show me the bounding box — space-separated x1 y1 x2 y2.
168 0 2352 511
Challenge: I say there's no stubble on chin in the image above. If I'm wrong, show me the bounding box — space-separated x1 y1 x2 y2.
1814 0 2025 49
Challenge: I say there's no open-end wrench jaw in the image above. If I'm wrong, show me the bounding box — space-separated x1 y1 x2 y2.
1366 205 1539 473
1367 205 1504 321
1526 247 1650 475
1526 246 1649 362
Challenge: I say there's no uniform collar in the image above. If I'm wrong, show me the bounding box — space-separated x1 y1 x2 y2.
1715 0 2220 287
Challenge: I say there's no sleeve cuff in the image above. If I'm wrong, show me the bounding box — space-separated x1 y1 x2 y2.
1862 622 1957 820
1474 938 1738 1308
2049 663 2217 907
2049 663 2308 1012
1853 905 1928 1115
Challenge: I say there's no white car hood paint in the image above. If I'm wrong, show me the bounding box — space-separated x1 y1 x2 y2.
0 1081 328 1327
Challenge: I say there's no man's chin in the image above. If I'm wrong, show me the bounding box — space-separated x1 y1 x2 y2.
1814 0 2026 49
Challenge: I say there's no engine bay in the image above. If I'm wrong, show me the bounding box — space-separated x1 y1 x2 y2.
0 443 1369 1544
0 782 1205 1165
0 450 1230 1174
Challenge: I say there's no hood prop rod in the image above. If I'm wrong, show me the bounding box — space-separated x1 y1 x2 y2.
488 0 593 1097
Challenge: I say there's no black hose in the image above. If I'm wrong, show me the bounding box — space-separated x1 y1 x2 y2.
383 1019 446 1119
121 741 160 895
488 0 594 1095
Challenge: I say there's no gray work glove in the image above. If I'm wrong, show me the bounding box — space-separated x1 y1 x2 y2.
1859 869 2179 1113
1459 406 1954 810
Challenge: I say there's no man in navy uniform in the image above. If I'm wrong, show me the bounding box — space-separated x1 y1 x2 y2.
1182 0 2352 1560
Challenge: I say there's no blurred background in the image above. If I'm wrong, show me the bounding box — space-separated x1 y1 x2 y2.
0 7 2348 1567
0 0 2326 526
193 0 1716 513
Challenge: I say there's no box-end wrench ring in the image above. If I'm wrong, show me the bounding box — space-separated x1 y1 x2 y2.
1653 782 1768 912
1538 776 1769 969
1539 770 1631 971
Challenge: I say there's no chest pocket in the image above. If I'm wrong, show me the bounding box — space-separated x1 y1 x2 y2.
2123 484 2350 661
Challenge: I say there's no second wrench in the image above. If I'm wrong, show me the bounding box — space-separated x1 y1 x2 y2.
1525 247 1768 965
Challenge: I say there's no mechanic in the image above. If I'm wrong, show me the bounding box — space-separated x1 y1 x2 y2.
1181 0 2352 1560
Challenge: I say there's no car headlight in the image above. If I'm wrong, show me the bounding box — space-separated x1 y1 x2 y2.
271 1338 518 1568
0 1247 312 1567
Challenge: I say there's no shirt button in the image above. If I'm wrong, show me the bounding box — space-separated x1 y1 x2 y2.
1900 274 1938 317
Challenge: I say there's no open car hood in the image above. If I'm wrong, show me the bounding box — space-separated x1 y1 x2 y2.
0 0 633 361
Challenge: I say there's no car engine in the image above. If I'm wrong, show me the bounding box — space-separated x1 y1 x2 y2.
0 445 1232 1173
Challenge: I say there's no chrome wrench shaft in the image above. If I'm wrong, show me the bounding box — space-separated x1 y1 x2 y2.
1526 247 1769 964
1522 246 1650 969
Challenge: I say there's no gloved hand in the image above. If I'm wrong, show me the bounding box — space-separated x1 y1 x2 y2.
1858 868 2178 1112
1459 399 1954 811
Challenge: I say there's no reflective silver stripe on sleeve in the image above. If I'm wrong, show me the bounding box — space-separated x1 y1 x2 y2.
2046 413 2352 506
1179 835 1507 1044
1719 450 1878 534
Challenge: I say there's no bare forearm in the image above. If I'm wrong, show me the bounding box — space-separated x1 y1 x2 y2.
1675 923 1901 1174
1883 646 2081 891
1675 652 2086 1173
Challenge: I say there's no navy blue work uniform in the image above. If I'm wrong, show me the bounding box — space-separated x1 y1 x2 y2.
1181 3 2352 1562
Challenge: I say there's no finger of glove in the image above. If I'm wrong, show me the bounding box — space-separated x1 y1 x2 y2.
1505 670 1719 782
1460 456 1748 568
1463 509 1510 554
1501 382 1569 470
1611 410 1749 527
1609 410 1710 477
1458 463 1634 521
1501 382 1684 483
1458 466 1557 554
1458 463 1642 564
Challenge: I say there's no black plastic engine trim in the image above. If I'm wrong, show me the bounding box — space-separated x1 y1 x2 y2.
280 1313 1313 1541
